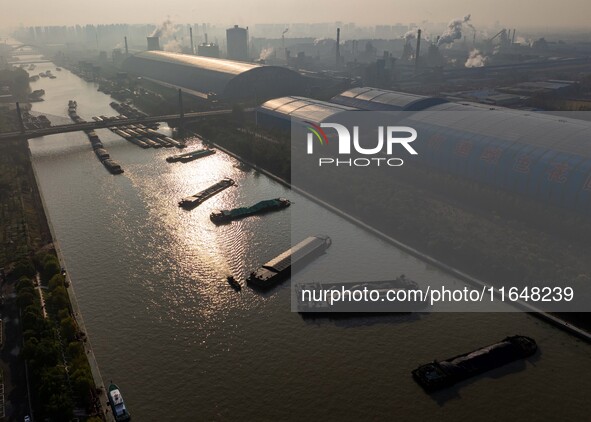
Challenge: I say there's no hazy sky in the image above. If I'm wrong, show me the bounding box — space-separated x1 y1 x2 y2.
2 0 591 29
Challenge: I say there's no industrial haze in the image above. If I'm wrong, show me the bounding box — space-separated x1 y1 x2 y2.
2 0 591 30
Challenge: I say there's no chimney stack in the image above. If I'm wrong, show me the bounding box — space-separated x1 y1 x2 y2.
205 33 208 44
124 36 129 55
189 26 194 54
336 27 341 66
415 29 422 71
147 36 161 51
512 29 516 44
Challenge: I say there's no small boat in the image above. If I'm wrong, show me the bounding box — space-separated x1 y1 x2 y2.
107 383 131 421
227 276 241 291
30 89 45 99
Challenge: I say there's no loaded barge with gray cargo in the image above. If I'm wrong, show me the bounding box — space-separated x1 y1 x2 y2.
247 235 331 289
166 148 215 163
412 335 537 391
179 178 235 209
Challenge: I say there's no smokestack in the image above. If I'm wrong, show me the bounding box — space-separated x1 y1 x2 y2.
147 36 161 51
124 36 129 55
512 29 516 44
336 27 341 66
415 29 422 71
205 33 208 44
189 26 194 54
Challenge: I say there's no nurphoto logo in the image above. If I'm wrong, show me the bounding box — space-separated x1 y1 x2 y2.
305 121 418 167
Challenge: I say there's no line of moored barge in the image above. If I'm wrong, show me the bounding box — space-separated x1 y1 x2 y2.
68 100 124 175
92 116 185 149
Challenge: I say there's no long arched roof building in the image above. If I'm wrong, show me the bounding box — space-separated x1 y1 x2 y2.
257 87 591 214
122 51 305 100
256 96 357 130
331 87 449 111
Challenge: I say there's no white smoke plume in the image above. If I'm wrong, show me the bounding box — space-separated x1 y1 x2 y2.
403 29 417 42
438 14 471 46
151 19 175 38
259 47 274 60
465 49 488 67
163 38 182 53
313 38 334 46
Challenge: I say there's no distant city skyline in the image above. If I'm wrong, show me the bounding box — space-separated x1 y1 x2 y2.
2 0 591 30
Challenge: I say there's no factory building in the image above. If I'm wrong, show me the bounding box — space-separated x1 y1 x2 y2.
331 87 448 111
256 96 357 130
197 43 220 58
146 36 161 51
121 50 304 100
256 87 591 213
226 25 248 61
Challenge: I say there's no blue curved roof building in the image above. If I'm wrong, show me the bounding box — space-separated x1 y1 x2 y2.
257 87 591 214
331 87 449 111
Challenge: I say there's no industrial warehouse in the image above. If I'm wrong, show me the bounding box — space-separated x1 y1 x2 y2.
254 90 591 214
122 50 305 100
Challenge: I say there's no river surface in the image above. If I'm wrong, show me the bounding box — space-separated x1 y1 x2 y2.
20 56 591 421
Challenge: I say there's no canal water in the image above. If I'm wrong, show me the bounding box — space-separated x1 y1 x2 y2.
22 58 591 420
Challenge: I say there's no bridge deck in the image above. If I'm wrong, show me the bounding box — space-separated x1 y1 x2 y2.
0 108 253 141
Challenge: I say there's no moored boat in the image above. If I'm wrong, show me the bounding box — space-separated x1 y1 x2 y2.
108 383 131 421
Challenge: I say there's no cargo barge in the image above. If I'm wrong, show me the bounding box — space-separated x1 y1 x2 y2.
101 159 124 174
247 235 331 289
179 178 235 209
70 102 124 174
210 198 291 224
412 335 537 391
296 274 426 313
167 148 215 163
